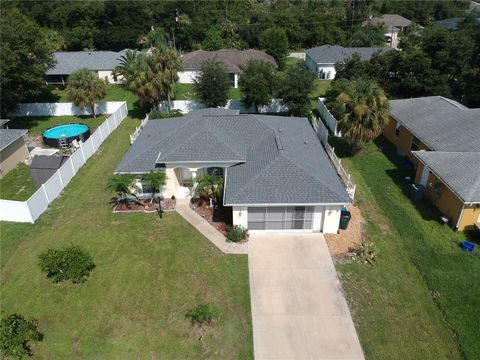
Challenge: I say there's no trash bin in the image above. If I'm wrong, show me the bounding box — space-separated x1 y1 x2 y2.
339 210 351 230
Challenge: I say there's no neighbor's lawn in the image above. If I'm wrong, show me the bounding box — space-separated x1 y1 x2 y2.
174 83 242 101
0 163 36 201
336 137 479 359
0 119 253 359
8 115 108 136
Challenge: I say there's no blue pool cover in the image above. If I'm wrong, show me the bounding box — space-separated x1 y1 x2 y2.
43 124 89 139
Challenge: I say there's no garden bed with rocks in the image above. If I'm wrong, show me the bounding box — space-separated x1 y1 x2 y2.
113 197 176 213
190 198 232 236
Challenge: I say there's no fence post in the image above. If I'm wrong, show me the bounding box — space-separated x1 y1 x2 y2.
106 115 111 133
41 184 50 204
91 138 96 152
69 156 76 174
80 143 86 163
57 170 64 188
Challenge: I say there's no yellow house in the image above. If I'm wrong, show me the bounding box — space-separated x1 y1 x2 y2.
382 96 480 231
0 128 29 179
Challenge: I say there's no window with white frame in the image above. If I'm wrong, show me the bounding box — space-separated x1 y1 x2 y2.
411 135 420 151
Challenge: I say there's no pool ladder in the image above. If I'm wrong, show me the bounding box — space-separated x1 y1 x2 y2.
58 136 68 149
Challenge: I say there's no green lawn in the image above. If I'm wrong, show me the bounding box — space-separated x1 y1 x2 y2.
336 137 479 359
8 115 108 136
173 83 242 101
0 118 253 358
0 163 36 201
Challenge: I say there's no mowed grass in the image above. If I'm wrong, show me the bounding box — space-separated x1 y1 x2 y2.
0 163 36 201
0 118 253 359
336 137 479 359
174 83 242 101
8 115 108 136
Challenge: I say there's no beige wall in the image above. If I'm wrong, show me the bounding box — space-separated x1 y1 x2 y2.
458 206 480 232
0 137 29 178
97 70 123 84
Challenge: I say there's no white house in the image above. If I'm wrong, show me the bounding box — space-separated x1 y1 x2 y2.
305 45 391 80
45 50 127 85
362 14 412 49
178 49 277 88
115 108 352 234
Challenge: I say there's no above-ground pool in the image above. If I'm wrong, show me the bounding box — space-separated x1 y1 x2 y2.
42 123 91 148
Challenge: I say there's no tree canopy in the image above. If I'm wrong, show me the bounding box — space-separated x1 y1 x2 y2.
238 60 278 113
66 69 107 118
277 64 316 117
0 8 53 117
260 27 289 69
194 60 230 108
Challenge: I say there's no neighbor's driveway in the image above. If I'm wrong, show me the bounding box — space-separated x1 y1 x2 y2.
249 234 364 360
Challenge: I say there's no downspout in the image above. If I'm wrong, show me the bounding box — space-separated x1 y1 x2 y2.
455 204 465 230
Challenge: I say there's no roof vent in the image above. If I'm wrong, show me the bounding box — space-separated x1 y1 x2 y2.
275 136 284 151
304 140 309 145
277 127 282 133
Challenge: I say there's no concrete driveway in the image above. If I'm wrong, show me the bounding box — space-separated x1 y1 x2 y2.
249 234 364 360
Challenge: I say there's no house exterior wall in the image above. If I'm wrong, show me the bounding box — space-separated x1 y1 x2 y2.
178 70 200 84
305 54 336 79
0 137 29 178
383 117 430 164
415 162 480 231
97 70 123 84
233 205 341 234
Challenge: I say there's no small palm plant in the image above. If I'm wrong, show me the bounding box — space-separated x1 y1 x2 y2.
107 174 141 206
141 170 166 202
66 68 107 118
194 174 224 201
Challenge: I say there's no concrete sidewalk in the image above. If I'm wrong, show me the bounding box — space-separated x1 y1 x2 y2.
175 199 248 255
249 234 364 360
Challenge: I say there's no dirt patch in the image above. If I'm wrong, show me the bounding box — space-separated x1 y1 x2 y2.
325 204 365 256
113 198 176 213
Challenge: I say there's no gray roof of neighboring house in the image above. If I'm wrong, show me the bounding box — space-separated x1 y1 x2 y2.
362 14 412 28
30 155 68 188
115 109 350 205
0 119 10 128
181 49 277 72
0 129 27 151
435 17 480 29
413 151 480 203
46 50 127 75
305 45 391 64
390 96 480 152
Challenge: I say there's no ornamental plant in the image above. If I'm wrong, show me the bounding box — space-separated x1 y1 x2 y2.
226 225 249 243
185 304 220 326
0 314 43 358
38 245 95 284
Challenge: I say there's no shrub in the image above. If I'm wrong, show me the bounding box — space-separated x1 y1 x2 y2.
0 314 43 358
38 245 95 283
185 304 220 326
149 109 183 119
226 226 248 243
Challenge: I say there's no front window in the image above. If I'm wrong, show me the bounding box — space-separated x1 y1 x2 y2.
206 167 224 177
411 136 420 151
228 73 235 87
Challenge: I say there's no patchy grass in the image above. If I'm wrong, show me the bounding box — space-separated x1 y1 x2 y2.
0 163 36 201
285 57 304 68
310 79 331 99
174 83 242 101
8 115 108 136
0 118 253 359
336 137 478 359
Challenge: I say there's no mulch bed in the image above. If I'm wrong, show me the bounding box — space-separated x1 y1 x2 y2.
190 198 232 236
113 198 176 213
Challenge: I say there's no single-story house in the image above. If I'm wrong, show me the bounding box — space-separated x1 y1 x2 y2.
115 108 351 234
305 45 391 80
383 96 480 231
0 128 29 178
45 50 127 85
178 49 277 88
29 155 68 188
362 14 412 48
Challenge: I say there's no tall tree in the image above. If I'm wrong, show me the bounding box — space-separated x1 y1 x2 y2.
194 60 230 108
260 27 289 70
277 64 315 117
326 78 390 145
238 60 278 113
0 8 53 117
150 47 182 110
66 69 107 118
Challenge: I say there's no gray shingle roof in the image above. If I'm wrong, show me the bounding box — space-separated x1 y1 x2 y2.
0 129 27 151
362 14 412 28
305 45 391 64
390 96 480 152
0 119 10 128
46 50 127 75
115 109 350 205
413 151 480 203
181 49 277 72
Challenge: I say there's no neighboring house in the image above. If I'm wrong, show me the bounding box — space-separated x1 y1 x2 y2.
383 96 480 231
305 45 391 80
0 119 10 129
29 155 68 188
45 50 127 85
0 129 29 178
178 49 277 88
362 14 412 48
115 108 351 234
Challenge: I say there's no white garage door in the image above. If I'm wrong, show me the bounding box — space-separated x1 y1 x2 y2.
248 206 314 231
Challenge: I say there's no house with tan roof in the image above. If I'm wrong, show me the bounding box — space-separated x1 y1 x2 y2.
178 49 277 88
362 14 412 48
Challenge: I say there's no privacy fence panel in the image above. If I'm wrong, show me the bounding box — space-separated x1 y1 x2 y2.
70 150 85 172
43 172 63 201
82 138 95 160
59 160 76 187
90 131 102 151
0 200 32 223
27 188 49 221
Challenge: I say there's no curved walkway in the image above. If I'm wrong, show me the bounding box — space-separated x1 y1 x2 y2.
249 234 364 360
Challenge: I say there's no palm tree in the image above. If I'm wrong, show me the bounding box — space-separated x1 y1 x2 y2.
107 174 139 200
194 174 224 201
65 68 107 118
150 47 182 110
141 170 166 202
138 26 168 50
330 78 390 145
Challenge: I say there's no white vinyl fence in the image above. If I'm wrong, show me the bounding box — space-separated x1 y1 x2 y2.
12 101 126 117
130 112 150 144
158 99 288 114
0 102 128 223
317 98 340 136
